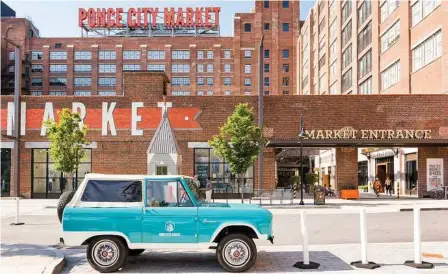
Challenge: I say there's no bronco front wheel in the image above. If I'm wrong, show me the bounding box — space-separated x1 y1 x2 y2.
216 233 257 272
86 236 128 273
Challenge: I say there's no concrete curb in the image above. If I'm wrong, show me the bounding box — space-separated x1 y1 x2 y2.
42 246 66 274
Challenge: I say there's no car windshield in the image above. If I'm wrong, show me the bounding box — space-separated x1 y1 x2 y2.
185 178 202 202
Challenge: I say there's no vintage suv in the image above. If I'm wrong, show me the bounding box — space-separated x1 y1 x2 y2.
61 174 274 273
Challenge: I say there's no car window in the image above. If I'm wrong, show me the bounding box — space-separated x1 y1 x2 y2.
146 180 179 207
178 181 193 207
81 180 142 202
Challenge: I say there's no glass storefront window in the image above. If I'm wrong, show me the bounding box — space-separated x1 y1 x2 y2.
32 148 92 198
1 149 11 196
193 148 254 193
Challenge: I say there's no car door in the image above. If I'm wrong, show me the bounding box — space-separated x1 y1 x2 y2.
142 179 198 243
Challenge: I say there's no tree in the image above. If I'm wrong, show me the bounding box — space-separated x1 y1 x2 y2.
209 103 264 202
45 108 89 192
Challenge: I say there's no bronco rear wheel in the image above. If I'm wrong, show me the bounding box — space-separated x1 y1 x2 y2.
87 236 128 273
216 233 257 272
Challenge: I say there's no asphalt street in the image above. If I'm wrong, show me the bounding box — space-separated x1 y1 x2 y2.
2 208 447 246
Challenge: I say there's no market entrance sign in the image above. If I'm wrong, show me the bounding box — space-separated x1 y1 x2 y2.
305 129 432 140
78 7 221 29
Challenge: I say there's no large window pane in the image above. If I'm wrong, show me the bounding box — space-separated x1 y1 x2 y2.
81 180 142 202
33 179 47 193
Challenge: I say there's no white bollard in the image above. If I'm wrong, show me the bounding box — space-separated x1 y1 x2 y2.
360 208 368 265
15 196 20 224
414 207 422 264
300 210 310 265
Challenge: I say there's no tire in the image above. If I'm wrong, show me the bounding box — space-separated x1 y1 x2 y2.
57 191 75 223
216 233 257 272
86 236 128 273
128 249 145 256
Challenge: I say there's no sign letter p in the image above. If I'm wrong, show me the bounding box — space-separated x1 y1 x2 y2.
79 8 87 27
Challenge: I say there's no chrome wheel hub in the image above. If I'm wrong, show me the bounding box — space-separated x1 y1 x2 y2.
223 240 250 267
92 240 119 267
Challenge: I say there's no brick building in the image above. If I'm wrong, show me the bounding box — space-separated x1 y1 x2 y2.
1 72 447 199
298 0 448 95
1 1 299 97
296 0 448 197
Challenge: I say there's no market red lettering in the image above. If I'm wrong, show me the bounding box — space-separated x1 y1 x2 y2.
204 7 212 27
107 8 116 28
186 8 194 27
97 8 107 27
128 8 137 28
150 8 158 28
136 8 142 28
176 8 184 27
79 7 221 29
78 8 87 27
88 8 96 28
213 7 220 27
195 8 204 27
164 8 175 27
142 8 150 28
116 8 123 28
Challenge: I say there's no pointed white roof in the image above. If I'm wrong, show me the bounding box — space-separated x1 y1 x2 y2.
147 106 180 154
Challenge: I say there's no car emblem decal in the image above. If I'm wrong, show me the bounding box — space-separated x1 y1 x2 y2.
165 221 175 232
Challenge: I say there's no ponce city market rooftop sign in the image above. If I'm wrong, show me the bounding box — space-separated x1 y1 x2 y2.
79 7 221 29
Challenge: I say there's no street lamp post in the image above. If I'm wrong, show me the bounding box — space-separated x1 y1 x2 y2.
298 116 307 206
3 36 24 225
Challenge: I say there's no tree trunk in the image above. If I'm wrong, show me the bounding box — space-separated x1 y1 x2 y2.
240 173 246 204
63 172 74 193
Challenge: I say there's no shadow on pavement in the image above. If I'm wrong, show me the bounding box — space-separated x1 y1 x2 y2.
62 249 354 273
0 243 56 258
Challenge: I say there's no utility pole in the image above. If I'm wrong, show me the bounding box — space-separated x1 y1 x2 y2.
257 34 265 195
3 36 24 225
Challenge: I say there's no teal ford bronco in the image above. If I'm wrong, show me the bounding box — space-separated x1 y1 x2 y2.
61 174 274 273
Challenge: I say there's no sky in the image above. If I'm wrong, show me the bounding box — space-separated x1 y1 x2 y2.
4 0 315 37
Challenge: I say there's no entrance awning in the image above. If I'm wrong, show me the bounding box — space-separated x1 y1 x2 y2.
266 139 448 148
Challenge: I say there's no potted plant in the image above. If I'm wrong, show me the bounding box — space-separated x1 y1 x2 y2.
340 184 359 199
305 172 318 193
358 185 368 193
289 175 300 189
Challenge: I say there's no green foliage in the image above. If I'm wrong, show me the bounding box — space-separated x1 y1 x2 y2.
341 184 357 190
45 108 89 174
208 103 264 177
289 175 300 186
305 172 318 185
358 185 368 190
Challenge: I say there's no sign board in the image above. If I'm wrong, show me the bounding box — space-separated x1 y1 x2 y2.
196 164 208 188
79 7 221 29
1 101 201 137
305 129 432 140
426 158 444 191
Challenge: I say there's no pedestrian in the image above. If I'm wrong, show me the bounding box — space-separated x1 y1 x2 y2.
385 176 392 196
205 179 213 203
373 177 380 198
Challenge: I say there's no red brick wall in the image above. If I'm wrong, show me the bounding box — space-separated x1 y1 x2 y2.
335 148 358 191
417 147 448 198
1 72 448 197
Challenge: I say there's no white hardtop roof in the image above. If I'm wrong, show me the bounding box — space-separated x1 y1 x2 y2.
84 173 184 181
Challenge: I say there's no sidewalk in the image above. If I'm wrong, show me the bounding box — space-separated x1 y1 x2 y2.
61 242 448 273
0 243 65 274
